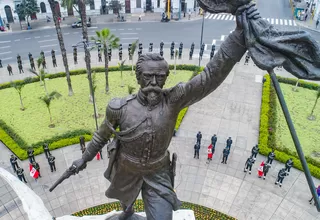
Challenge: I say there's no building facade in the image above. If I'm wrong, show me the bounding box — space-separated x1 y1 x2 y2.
0 0 198 24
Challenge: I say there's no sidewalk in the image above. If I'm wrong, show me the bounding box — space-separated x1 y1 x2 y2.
0 53 319 220
296 19 320 33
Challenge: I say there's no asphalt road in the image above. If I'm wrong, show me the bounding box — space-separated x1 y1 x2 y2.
0 12 319 65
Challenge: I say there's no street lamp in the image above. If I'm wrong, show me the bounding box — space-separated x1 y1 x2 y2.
72 38 99 131
198 11 205 66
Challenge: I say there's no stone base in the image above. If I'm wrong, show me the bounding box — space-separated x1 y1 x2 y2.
57 210 195 220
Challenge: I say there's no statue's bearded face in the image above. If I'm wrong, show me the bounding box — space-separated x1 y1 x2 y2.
197 0 251 14
138 60 168 101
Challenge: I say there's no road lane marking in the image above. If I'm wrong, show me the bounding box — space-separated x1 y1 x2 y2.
14 39 20 42
25 38 31 40
293 20 297 26
0 51 12 55
118 29 124 30
120 33 138 35
1 57 12 61
205 14 210 19
275 19 278 25
204 44 208 50
267 18 270 22
110 29 116 31
121 37 139 40
212 39 216 45
35 36 40 39
128 28 133 30
221 15 226 20
229 15 234 20
216 15 221 20
213 14 218 19
0 46 10 49
38 39 56 43
64 33 70 35
220 35 225 41
135 28 142 30
284 20 288 25
40 44 57 48
288 20 292 26
44 50 53 54
271 18 274 24
0 40 11 43
280 19 283 25
73 32 78 34
44 35 50 37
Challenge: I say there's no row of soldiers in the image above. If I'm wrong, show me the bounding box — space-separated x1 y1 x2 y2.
5 50 58 76
9 144 56 183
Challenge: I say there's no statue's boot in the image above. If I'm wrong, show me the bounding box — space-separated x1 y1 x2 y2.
105 203 145 220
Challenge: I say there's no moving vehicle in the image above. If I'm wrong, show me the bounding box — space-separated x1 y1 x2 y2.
71 20 91 28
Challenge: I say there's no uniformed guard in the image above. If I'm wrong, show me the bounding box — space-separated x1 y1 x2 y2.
189 42 195 60
79 136 86 154
226 137 233 149
48 154 56 172
40 50 45 59
7 64 13 75
194 143 200 159
43 143 50 159
251 144 259 160
18 62 24 73
284 158 294 174
275 168 288 187
51 50 57 67
27 148 35 163
30 57 36 70
244 156 255 174
98 51 102 62
16 167 27 183
266 149 275 165
28 52 32 61
73 47 78 64
108 47 112 61
32 161 41 178
210 44 215 60
221 147 230 164
196 131 202 146
42 58 46 69
10 155 19 173
0 59 2 68
178 42 183 59
17 54 21 65
211 134 217 148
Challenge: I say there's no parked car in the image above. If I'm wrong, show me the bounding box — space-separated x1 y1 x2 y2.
71 20 91 28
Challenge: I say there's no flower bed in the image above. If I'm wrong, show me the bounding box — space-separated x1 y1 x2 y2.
259 74 320 179
72 200 236 220
0 65 201 160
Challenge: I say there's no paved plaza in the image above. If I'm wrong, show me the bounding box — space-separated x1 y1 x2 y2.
0 52 319 220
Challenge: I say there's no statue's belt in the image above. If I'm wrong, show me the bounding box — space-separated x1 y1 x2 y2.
119 151 170 173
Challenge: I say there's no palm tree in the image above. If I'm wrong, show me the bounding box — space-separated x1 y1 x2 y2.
48 0 74 96
130 40 138 75
40 91 62 128
308 88 320 120
91 28 120 93
174 49 178 74
292 79 300 92
30 58 49 96
10 82 25 111
118 59 126 87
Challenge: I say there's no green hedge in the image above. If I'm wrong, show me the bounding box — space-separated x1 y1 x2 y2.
0 64 201 160
259 75 320 179
72 200 235 220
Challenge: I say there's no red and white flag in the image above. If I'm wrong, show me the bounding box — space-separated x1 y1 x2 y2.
29 164 39 179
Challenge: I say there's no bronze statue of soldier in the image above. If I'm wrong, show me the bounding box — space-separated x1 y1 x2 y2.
64 5 261 220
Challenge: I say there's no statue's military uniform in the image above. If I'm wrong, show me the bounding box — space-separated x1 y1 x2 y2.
81 30 247 219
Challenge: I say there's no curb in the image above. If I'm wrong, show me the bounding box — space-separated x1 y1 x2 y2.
296 21 320 33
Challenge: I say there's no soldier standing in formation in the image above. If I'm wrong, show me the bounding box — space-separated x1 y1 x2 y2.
98 51 102 62
0 59 2 68
16 167 27 183
226 137 233 149
266 149 276 165
284 158 294 174
32 161 41 178
28 52 32 60
51 49 57 67
275 168 288 187
18 62 24 73
27 148 35 163
211 134 217 148
7 64 12 75
48 154 56 172
251 144 259 160
196 131 202 146
244 156 255 174
43 143 50 159
42 58 47 69
10 155 19 173
73 47 78 64
30 57 36 70
40 50 45 59
194 143 200 159
221 147 230 164
79 136 86 154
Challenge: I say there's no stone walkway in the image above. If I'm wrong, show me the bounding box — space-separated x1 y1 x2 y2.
0 53 319 220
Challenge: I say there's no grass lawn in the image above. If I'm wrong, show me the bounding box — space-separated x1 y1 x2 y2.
275 83 320 162
0 70 192 148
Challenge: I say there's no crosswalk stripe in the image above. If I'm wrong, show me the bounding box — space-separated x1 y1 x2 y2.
204 44 208 50
221 15 226 20
233 16 236 21
212 39 216 45
221 35 225 41
271 18 274 24
229 15 234 20
293 20 297 26
205 14 210 19
209 14 214 19
284 20 288 25
217 15 221 19
275 19 278 25
213 14 218 19
288 20 292 26
267 18 270 22
280 19 283 25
